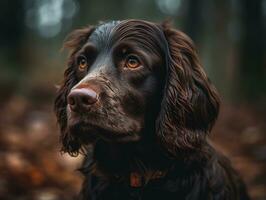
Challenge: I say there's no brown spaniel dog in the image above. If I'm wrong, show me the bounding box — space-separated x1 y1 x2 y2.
55 20 249 200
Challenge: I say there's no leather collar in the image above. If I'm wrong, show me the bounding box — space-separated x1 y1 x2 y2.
130 170 167 187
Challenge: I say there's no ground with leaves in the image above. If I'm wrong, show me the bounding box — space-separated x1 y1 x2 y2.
0 95 265 200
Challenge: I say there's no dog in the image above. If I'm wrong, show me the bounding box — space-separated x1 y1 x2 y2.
54 19 250 200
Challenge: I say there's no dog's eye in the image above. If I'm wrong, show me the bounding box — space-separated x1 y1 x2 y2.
125 55 141 69
77 56 88 71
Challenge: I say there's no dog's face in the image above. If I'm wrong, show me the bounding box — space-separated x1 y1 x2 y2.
55 20 220 156
66 20 166 143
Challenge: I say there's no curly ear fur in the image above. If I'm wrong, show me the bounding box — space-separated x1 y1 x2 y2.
54 26 95 156
156 23 220 156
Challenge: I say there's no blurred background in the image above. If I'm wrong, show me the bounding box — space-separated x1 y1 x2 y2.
0 0 265 199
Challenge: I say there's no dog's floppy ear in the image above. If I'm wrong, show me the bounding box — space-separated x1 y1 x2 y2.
54 26 95 156
156 23 220 157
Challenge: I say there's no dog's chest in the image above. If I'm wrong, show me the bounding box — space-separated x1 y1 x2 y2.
86 174 209 200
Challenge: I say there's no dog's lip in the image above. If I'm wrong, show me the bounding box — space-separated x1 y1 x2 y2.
67 107 141 142
91 124 140 142
68 119 140 142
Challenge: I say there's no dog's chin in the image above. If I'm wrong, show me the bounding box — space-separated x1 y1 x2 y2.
67 118 141 144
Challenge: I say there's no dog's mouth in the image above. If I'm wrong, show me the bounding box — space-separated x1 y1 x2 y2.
67 115 141 143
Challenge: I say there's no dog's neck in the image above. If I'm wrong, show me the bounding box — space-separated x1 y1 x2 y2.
93 140 172 174
78 138 214 190
81 140 172 187
87 139 210 179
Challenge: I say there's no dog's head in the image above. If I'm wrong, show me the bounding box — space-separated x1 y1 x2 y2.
54 20 220 157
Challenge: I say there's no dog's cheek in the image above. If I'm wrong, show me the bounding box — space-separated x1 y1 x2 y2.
121 75 160 123
121 91 145 119
140 75 159 97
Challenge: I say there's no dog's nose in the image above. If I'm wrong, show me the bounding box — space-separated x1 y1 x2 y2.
67 88 98 112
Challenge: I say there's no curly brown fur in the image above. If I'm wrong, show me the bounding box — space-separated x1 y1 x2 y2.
54 19 249 200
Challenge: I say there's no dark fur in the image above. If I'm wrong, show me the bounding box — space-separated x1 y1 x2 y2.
55 20 249 200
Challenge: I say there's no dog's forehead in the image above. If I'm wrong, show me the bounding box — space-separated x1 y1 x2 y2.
88 20 167 54
88 21 120 48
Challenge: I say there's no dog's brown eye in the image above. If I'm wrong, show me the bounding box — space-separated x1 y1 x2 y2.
125 55 140 69
78 56 88 71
